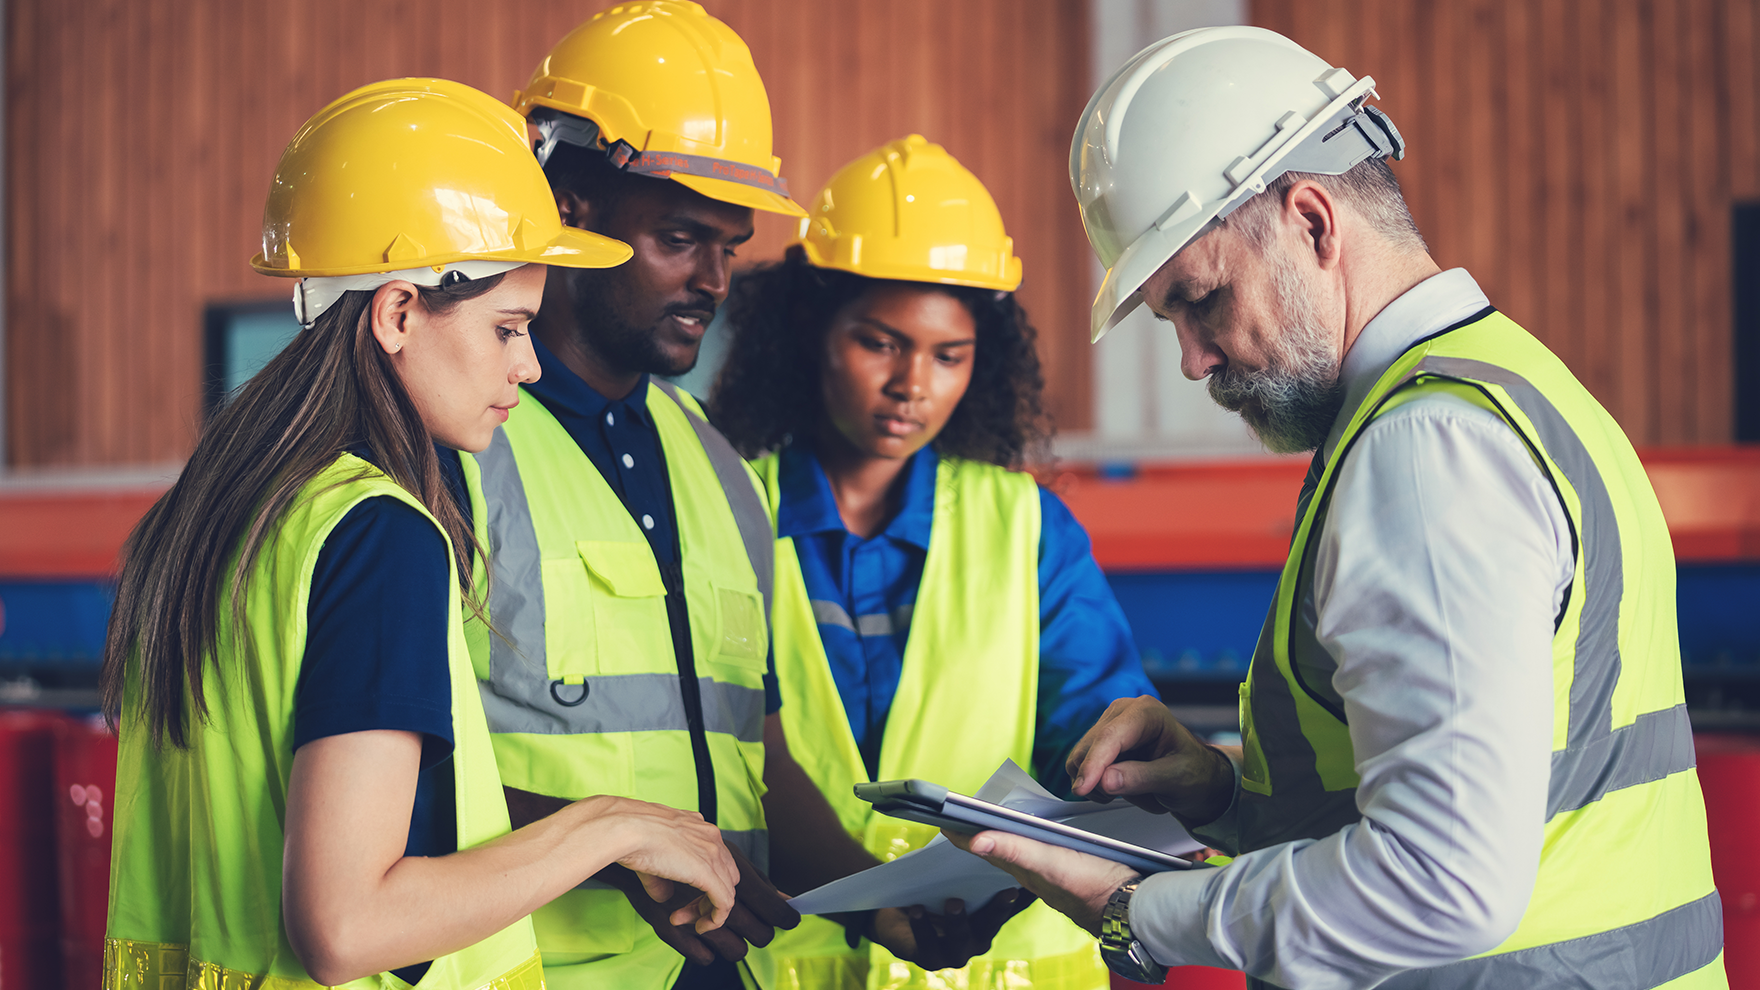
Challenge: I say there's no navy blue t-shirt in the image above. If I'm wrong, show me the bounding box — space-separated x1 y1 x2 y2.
291 445 469 984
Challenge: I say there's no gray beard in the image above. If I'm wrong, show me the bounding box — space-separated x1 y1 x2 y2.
1206 253 1345 454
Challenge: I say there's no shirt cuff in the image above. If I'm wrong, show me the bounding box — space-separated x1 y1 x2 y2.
1187 748 1244 855
1130 867 1230 969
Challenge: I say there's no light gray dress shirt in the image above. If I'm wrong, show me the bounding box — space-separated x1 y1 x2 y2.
1130 270 1576 989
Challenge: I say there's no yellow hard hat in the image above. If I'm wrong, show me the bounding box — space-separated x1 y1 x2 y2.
252 77 632 278
512 1 806 218
796 135 1023 292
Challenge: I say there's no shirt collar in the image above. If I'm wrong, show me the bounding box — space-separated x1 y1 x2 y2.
776 441 939 551
1324 268 1491 458
523 334 654 427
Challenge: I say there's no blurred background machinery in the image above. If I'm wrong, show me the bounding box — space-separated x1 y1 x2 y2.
1 1 1759 988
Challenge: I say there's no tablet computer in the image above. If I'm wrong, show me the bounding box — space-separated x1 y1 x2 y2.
853 779 1198 874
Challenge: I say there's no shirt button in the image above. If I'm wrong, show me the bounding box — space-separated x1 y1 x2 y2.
606 412 615 426
622 453 635 469
641 514 655 530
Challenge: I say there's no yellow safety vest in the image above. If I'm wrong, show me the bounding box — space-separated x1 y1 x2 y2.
754 453 1107 990
105 453 542 990
1237 310 1726 988
470 382 772 990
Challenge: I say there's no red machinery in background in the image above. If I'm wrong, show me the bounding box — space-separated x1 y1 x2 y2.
0 709 116 990
54 714 117 990
0 710 62 988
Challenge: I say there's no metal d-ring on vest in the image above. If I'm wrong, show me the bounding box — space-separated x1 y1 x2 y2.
549 679 590 707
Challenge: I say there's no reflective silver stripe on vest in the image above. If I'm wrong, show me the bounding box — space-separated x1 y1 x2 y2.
1412 357 1698 816
1367 890 1724 990
809 600 915 639
472 426 764 743
477 426 549 678
1236 342 1716 990
721 827 769 876
652 380 774 619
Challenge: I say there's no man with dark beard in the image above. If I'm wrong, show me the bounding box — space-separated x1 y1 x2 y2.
463 5 1005 990
944 25 1725 990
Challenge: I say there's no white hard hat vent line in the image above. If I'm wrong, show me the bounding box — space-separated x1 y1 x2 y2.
293 259 527 327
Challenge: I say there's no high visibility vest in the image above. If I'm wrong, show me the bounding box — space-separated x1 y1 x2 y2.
1236 310 1726 989
470 382 773 990
105 454 543 990
753 453 1107 990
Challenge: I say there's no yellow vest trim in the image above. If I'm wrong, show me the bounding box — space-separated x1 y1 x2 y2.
104 939 545 990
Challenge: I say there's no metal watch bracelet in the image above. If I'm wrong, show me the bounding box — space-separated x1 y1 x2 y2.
1099 875 1169 984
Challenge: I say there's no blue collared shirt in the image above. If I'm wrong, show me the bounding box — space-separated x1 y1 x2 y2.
523 336 679 565
777 442 1155 797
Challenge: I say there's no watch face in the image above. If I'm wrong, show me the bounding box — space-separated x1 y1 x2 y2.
1100 878 1169 984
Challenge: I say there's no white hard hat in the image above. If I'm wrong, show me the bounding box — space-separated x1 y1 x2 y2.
1071 26 1405 342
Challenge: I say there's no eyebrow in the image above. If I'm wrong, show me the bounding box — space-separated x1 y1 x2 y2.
851 315 976 347
1159 277 1203 305
659 212 754 246
498 307 540 320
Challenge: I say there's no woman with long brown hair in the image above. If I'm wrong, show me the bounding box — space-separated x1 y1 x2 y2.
100 78 741 990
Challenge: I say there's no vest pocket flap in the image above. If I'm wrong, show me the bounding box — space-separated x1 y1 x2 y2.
575 541 666 597
715 585 768 668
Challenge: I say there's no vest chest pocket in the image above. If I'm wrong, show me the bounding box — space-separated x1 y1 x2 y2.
570 540 669 677
712 584 769 672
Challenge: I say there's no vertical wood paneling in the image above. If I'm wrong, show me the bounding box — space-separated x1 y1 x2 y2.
1255 0 1758 446
5 0 1091 466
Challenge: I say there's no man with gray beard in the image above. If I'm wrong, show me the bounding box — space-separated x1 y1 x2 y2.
945 25 1724 990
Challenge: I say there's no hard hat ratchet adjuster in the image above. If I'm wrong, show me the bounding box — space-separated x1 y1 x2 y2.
1214 94 1408 225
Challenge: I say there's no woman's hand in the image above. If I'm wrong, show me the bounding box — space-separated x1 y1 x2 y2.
284 733 745 985
588 797 742 932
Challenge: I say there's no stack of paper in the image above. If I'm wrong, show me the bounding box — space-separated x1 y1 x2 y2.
786 760 1203 915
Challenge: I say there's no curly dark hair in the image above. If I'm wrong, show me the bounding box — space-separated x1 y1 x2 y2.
710 246 1049 468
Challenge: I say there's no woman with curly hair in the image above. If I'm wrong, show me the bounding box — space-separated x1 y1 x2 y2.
712 136 1153 990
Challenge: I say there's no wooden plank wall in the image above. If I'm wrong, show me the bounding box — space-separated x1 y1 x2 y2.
3 0 1091 467
1255 0 1760 446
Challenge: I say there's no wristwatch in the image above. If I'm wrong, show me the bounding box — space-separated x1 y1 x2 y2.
1099 875 1169 984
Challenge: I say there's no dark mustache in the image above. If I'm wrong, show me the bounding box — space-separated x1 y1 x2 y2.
663 297 718 324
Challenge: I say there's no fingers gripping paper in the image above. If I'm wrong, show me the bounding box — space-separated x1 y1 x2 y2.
786 760 1204 915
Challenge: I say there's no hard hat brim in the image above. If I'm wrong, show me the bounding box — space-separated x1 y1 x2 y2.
538 226 638 268
251 226 632 278
799 240 1022 293
674 173 807 218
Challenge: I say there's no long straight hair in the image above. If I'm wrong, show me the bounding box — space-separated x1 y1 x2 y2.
101 277 502 747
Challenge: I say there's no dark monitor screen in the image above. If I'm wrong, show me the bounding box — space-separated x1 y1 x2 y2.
203 300 301 414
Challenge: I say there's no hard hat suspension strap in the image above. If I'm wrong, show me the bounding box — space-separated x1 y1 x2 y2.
531 108 790 198
292 259 525 327
604 139 791 197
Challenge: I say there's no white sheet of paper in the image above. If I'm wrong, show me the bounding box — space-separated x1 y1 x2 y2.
785 760 1205 915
